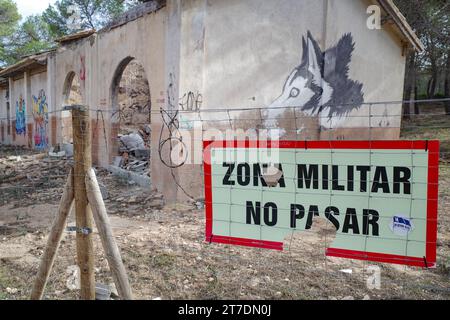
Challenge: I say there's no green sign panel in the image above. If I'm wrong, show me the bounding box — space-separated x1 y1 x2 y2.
204 140 439 267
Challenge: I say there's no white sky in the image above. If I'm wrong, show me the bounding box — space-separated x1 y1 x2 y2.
15 0 58 20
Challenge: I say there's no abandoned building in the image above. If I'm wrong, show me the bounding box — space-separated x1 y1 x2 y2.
0 0 423 202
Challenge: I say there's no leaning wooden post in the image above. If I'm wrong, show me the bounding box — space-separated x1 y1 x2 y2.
86 168 133 300
72 105 96 300
30 169 75 300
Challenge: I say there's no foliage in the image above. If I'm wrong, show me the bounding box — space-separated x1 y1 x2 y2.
7 15 55 63
0 0 21 65
395 0 450 98
42 0 141 37
0 0 145 66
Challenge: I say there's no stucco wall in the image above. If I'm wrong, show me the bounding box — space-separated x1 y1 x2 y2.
46 6 177 199
175 0 408 201
9 77 29 146
0 88 8 143
178 0 406 127
0 0 410 203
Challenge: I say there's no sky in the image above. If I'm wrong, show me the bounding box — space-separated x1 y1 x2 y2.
15 0 58 20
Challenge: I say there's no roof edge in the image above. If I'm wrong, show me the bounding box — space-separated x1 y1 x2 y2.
377 0 425 52
0 51 52 78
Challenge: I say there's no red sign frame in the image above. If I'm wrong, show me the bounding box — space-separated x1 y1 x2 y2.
203 140 439 268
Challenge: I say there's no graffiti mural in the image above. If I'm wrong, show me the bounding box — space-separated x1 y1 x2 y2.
80 55 86 83
15 94 26 135
32 89 49 149
266 31 364 135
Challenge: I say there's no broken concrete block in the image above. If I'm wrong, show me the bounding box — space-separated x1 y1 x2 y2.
49 148 66 158
109 282 119 298
120 133 145 151
62 143 74 157
134 148 150 159
99 182 109 200
113 156 123 167
108 165 151 188
95 283 112 300
66 265 80 291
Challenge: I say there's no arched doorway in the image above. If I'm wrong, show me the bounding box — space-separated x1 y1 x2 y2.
62 72 82 144
110 57 152 178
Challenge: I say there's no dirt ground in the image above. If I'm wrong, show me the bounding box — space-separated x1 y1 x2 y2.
1 106 449 300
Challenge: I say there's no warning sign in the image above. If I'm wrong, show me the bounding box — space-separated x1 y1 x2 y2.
203 141 439 268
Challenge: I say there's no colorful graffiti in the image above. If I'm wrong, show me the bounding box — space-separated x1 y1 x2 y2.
15 94 26 135
32 90 49 149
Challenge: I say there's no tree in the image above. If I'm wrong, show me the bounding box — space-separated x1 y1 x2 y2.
7 15 55 62
394 0 450 115
0 0 21 66
42 0 135 38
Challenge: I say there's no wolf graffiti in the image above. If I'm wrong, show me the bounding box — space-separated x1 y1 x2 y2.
266 31 364 137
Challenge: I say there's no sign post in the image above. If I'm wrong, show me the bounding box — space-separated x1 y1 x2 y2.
203 140 439 268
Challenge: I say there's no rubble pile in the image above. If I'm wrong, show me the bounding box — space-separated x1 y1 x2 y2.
96 167 165 214
115 125 151 176
0 145 166 214
0 151 72 205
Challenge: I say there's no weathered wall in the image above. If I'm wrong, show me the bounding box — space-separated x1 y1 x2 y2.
9 77 28 146
178 0 406 127
46 6 177 199
324 0 405 137
30 71 50 149
0 0 411 203
0 87 8 143
1 70 50 149
175 0 408 201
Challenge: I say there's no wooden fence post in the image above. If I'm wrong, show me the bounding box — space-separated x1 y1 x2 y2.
72 106 96 300
86 168 133 300
30 169 74 300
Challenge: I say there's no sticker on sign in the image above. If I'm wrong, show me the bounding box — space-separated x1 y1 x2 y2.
203 140 439 268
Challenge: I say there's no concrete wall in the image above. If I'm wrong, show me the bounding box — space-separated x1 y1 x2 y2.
0 87 8 143
178 0 406 128
46 6 177 199
175 0 408 200
30 71 50 149
0 0 410 203
0 71 50 149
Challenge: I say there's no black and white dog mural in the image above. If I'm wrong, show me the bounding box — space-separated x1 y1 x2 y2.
266 31 364 138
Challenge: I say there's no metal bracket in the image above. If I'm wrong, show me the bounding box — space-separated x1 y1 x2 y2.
63 104 88 112
66 226 93 235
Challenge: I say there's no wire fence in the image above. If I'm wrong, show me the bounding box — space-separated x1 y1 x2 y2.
0 99 449 300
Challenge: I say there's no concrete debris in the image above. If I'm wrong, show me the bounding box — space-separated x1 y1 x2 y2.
117 131 151 176
0 150 72 205
66 265 81 291
113 156 123 167
0 145 169 217
120 133 145 151
62 143 74 157
109 282 119 298
95 283 112 300
108 165 151 188
99 182 109 200
49 144 68 158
